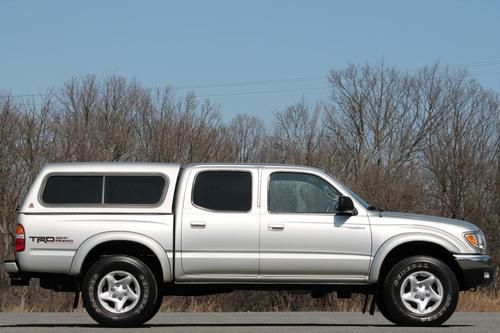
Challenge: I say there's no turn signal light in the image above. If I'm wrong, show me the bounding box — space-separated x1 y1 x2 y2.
15 224 25 252
464 233 478 248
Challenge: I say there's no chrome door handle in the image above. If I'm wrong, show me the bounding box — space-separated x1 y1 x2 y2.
190 222 206 229
268 224 285 231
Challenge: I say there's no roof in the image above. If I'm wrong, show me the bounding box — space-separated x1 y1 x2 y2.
41 161 323 171
41 162 182 173
185 162 321 170
38 162 330 179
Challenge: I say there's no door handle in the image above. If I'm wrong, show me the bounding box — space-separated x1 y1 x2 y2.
190 221 206 229
268 224 285 231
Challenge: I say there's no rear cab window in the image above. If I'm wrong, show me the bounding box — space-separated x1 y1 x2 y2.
41 174 167 206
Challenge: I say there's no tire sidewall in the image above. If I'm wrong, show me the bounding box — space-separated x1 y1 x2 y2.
82 256 157 326
384 256 458 326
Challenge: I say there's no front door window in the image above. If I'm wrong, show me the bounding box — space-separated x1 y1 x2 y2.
268 172 340 214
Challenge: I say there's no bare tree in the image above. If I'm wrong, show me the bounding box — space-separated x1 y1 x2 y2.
324 63 460 211
269 101 326 165
228 114 265 162
423 78 499 245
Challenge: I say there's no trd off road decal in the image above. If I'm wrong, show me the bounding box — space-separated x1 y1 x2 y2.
29 236 74 244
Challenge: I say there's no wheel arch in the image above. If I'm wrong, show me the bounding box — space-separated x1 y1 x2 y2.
369 234 465 289
70 232 172 283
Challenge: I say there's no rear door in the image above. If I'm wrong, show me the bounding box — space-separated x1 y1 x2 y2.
178 167 259 280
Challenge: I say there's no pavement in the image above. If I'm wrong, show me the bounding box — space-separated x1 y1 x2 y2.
0 312 498 333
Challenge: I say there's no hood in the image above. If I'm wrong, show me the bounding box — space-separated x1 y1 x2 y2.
379 211 479 231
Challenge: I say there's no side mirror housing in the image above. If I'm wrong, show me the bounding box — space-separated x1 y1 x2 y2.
336 196 357 216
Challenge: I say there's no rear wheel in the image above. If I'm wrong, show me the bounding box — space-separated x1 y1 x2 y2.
381 256 459 326
82 255 158 327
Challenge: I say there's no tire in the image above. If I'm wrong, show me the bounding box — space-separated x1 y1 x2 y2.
82 255 159 327
376 289 395 324
381 256 459 326
143 287 164 323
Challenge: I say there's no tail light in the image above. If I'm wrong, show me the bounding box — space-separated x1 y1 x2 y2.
15 224 25 252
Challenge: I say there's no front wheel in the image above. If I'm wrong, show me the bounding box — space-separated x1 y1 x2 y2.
81 255 158 327
143 287 164 323
381 256 459 326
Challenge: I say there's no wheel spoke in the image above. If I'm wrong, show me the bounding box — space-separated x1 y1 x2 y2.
115 298 126 312
417 298 430 313
98 291 116 303
105 274 116 287
421 275 436 286
428 287 442 302
408 276 418 290
117 275 133 287
127 288 139 301
401 292 414 302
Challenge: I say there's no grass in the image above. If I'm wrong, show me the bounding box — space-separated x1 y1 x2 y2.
157 290 500 313
1 287 498 312
457 290 500 312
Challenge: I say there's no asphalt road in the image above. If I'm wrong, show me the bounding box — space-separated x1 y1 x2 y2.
0 312 498 333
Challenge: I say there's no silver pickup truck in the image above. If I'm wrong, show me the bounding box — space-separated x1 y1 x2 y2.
2 162 495 327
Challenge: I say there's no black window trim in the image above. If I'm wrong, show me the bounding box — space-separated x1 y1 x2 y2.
38 172 169 208
267 171 341 215
191 169 253 213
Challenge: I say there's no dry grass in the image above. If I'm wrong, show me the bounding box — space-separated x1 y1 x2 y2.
158 292 367 313
156 290 500 313
2 286 498 313
457 290 500 312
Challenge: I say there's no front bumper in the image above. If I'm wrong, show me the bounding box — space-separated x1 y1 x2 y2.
454 254 496 289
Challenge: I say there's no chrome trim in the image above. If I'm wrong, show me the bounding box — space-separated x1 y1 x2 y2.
453 254 491 263
453 254 492 271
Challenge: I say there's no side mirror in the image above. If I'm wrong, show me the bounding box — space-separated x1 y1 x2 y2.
336 196 357 216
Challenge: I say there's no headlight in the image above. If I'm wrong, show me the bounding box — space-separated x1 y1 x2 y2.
463 230 487 253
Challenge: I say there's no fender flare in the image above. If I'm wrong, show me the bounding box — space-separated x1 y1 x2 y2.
368 232 461 283
69 231 172 282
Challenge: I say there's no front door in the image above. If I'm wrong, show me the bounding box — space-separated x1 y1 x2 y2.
259 169 371 281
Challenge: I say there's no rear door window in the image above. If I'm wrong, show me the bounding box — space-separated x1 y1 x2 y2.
192 171 252 212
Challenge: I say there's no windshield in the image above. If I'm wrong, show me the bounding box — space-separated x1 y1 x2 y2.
342 186 371 209
323 172 371 209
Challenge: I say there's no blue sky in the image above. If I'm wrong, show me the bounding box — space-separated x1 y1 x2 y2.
1 0 499 120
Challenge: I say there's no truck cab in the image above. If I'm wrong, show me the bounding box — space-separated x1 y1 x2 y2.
175 164 371 283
